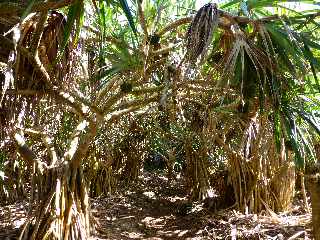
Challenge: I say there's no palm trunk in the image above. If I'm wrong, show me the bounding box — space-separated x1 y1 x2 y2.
17 121 96 240
20 166 90 240
184 135 210 200
308 175 320 240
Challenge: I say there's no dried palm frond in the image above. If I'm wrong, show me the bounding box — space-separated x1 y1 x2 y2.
185 3 219 64
223 25 264 78
15 11 69 90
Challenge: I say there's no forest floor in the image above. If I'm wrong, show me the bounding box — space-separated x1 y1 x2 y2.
0 172 314 239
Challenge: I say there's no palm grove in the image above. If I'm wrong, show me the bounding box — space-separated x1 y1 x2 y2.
0 0 319 239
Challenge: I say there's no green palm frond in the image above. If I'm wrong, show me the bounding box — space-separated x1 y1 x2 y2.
282 104 318 171
56 0 84 63
119 0 137 36
95 38 142 88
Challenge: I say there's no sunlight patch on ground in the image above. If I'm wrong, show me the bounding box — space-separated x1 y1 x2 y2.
0 201 28 229
139 175 151 181
122 231 144 239
155 229 190 238
185 237 206 240
105 216 117 221
158 176 168 181
155 230 176 237
125 190 135 195
166 196 186 202
190 203 204 213
177 229 189 237
13 218 25 228
142 215 174 229
143 191 156 199
119 215 135 220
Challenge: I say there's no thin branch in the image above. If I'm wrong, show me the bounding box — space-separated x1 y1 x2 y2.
151 45 178 56
52 90 92 121
137 1 148 39
105 96 159 123
13 132 37 167
101 91 126 114
111 94 160 111
0 35 102 121
157 17 192 36
67 91 103 119
95 76 121 105
157 11 281 36
66 120 97 169
218 10 279 24
16 127 59 166
0 88 97 122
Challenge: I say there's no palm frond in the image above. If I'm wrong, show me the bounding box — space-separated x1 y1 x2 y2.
119 0 137 36
56 0 84 62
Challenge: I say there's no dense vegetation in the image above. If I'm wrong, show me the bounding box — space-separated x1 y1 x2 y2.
0 0 319 239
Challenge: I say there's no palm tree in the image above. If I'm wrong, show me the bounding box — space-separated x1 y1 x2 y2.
185 0 320 233
0 0 161 238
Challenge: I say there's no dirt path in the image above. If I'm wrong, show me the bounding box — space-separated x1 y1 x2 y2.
0 172 314 239
89 172 313 240
90 173 208 239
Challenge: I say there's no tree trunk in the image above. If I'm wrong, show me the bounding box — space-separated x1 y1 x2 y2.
20 165 90 240
16 121 96 240
184 135 210 200
308 175 320 240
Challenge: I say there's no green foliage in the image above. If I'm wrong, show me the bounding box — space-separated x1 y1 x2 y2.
118 0 137 36
56 0 85 62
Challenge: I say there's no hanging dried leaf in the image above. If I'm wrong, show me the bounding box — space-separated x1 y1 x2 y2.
186 3 219 64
